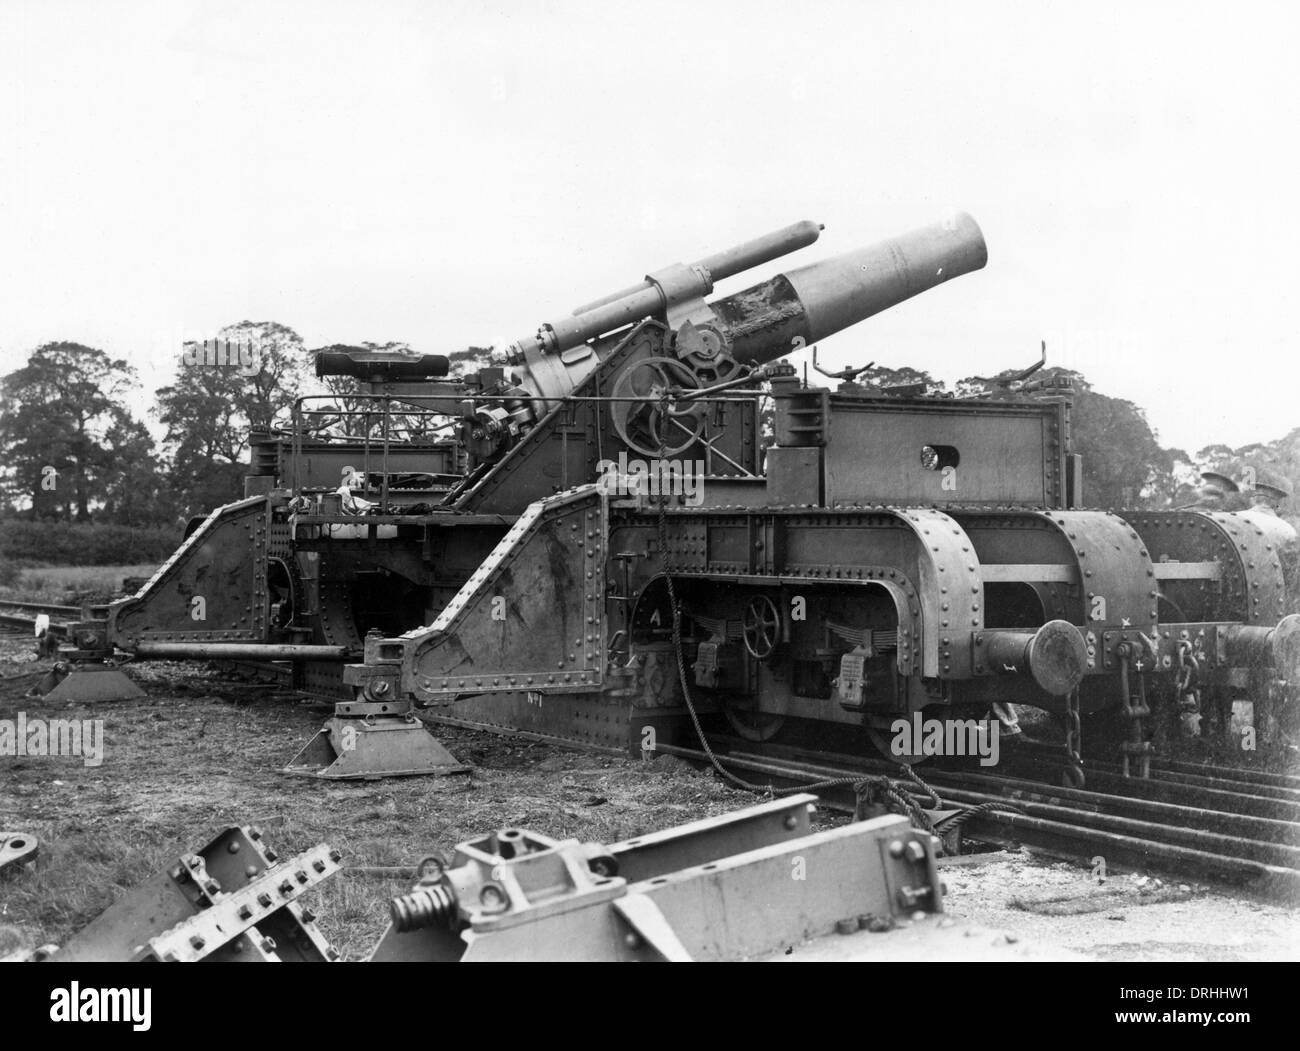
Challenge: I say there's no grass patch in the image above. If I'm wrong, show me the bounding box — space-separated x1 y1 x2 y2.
0 564 158 605
0 639 758 960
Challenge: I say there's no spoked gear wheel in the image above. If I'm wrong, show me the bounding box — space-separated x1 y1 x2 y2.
674 321 743 385
610 356 705 457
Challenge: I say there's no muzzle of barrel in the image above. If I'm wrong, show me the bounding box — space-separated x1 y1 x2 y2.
709 212 988 365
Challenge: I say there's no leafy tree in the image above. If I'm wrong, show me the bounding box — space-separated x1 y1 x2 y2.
446 345 493 377
155 321 309 517
0 342 154 521
1164 447 1203 508
97 417 172 526
1072 379 1173 508
232 320 311 431
856 364 945 394
953 366 1173 508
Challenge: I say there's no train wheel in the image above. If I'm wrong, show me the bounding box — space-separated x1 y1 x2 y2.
865 723 929 765
721 694 787 742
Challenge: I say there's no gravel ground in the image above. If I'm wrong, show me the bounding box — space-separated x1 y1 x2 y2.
940 854 1299 961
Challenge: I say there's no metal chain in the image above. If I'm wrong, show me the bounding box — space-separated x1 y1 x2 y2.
648 393 940 831
1116 647 1152 778
1176 640 1201 720
1062 685 1086 788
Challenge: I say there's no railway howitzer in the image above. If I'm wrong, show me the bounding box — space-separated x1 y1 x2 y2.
74 215 988 779
341 214 1299 785
81 210 1299 788
328 214 1013 776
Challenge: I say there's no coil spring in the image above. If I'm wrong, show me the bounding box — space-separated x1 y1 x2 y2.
389 883 458 932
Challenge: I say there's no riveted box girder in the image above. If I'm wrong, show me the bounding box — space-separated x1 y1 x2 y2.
1125 510 1287 626
401 487 608 701
953 509 1156 672
109 496 271 648
627 504 981 679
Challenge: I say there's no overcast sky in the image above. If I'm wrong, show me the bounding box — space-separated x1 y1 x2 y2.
2 0 1297 454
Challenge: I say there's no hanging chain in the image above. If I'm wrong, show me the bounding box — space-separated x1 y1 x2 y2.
1116 643 1152 778
1062 685 1085 788
1176 639 1201 726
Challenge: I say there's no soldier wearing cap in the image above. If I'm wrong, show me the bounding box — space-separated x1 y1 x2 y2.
1181 470 1239 511
1239 469 1298 553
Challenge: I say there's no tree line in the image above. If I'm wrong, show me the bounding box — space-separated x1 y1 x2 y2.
0 322 410 528
0 328 1295 535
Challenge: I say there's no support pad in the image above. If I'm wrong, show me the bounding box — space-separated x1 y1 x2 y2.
39 662 146 703
284 715 471 780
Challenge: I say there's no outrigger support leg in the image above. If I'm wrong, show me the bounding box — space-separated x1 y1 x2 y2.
284 699 470 780
36 620 145 703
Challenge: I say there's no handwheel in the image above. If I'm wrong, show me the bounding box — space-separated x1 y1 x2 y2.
742 594 782 660
610 357 704 457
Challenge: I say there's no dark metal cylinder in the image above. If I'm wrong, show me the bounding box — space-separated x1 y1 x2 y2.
315 351 450 381
983 620 1086 696
570 220 823 317
1273 614 1300 682
1227 614 1300 675
132 643 352 660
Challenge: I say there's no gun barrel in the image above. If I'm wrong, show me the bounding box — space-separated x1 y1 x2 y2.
710 212 987 365
516 220 824 364
507 213 986 406
569 220 823 317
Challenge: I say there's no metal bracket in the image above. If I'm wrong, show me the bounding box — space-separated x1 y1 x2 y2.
812 345 874 381
50 827 344 962
139 843 342 961
372 794 944 962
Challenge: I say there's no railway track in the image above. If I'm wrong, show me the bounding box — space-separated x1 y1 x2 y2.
651 734 1300 902
0 597 113 637
0 600 74 638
